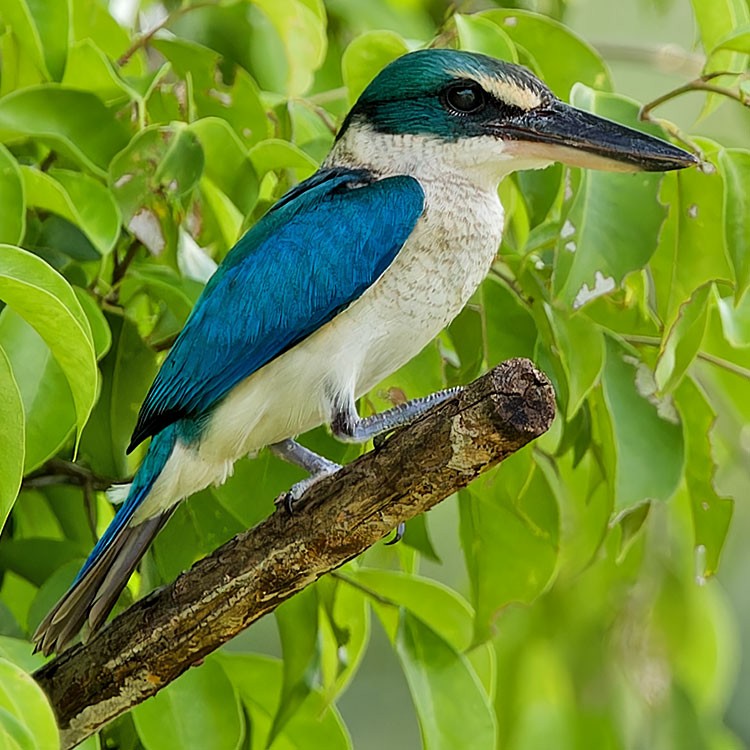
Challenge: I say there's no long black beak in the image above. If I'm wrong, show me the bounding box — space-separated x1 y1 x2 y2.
501 100 698 173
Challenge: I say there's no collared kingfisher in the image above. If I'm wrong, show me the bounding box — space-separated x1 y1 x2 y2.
34 48 696 654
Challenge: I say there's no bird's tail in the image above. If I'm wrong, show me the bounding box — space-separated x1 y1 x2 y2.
33 426 179 656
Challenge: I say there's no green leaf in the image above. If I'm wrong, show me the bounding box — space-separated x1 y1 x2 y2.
394 611 497 750
249 139 319 182
21 166 121 255
547 307 605 418
674 378 733 578
0 658 59 750
271 587 320 742
0 309 75 472
692 0 750 115
109 125 204 255
252 0 327 96
459 451 559 643
74 287 111 360
0 86 129 175
717 149 750 302
655 284 712 393
132 658 243 750
716 290 750 347
217 652 352 750
552 87 668 309
0 346 23 532
79 313 158 479
189 117 260 216
601 337 684 511
344 568 473 651
0 144 24 245
342 30 410 104
712 24 750 55
0 0 69 81
650 141 732 329
477 10 612 96
455 14 517 62
0 244 97 442
61 39 136 104
152 38 270 147
482 276 537 363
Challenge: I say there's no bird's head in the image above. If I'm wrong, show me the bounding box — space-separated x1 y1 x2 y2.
332 49 697 183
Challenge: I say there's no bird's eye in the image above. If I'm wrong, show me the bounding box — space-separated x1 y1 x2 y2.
443 83 486 115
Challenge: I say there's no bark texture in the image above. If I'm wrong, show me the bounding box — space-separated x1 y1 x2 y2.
34 357 555 749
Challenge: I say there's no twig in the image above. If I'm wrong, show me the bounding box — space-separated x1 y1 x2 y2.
117 1 219 67
624 334 750 381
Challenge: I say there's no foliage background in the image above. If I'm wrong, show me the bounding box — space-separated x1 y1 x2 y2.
0 0 749 748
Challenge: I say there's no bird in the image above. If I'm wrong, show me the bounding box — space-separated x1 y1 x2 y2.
33 48 697 655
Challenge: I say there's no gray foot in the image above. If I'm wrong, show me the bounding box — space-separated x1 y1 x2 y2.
332 386 463 444
270 439 341 512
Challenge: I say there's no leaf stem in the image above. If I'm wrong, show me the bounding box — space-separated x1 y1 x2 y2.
117 1 218 67
623 334 750 381
331 571 400 608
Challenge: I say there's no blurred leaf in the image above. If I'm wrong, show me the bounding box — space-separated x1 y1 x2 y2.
0 0 68 81
132 658 243 750
601 337 684 511
401 513 440 562
692 0 749 114
0 346 23 531
460 451 559 643
79 313 158 479
74 288 112 360
716 290 750 347
552 87 667 309
445 303 484 386
270 587 320 742
0 86 129 175
717 149 750 302
219 652 352 750
655 284 712 393
344 568 473 651
0 309 75 472
712 24 750 54
109 125 204 255
62 39 136 104
189 117 260 216
253 0 327 96
152 37 270 147
394 611 496 750
0 144 24 245
0 658 59 750
547 307 605 418
317 574 370 702
0 538 83 587
455 14 517 62
650 141 732 329
482 276 537 363
674 378 733 578
249 139 318 181
0 245 96 443
478 10 612 96
342 30 410 103
21 166 121 255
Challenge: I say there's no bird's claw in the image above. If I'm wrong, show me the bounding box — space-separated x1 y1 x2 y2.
385 522 405 545
275 462 342 515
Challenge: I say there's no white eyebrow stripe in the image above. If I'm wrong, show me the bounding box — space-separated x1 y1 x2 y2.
447 69 542 111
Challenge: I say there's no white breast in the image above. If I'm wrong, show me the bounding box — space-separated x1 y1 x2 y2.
137 131 506 515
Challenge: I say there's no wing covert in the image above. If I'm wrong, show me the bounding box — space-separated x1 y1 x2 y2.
128 169 425 451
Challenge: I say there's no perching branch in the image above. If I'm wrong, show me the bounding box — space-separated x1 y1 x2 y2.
33 358 555 750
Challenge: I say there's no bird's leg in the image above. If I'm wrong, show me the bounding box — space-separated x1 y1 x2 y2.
330 386 463 543
270 439 341 512
331 386 463 445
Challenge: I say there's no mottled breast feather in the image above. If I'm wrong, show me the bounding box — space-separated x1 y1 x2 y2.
128 169 425 452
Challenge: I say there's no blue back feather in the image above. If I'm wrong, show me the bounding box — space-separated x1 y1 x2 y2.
128 168 425 450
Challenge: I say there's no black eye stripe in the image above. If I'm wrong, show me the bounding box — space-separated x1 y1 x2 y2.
442 82 486 115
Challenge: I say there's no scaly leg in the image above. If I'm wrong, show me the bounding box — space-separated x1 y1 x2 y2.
330 386 463 542
270 439 341 512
